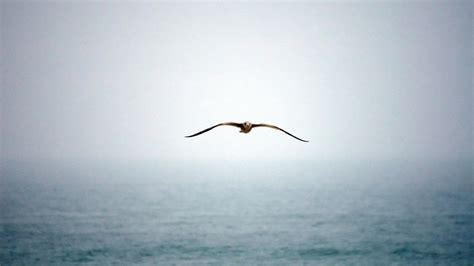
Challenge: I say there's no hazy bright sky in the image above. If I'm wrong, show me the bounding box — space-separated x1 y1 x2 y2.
1 2 472 162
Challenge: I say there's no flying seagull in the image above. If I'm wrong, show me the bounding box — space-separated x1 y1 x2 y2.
185 121 308 142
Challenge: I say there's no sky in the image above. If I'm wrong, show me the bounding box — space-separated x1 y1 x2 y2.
1 2 472 162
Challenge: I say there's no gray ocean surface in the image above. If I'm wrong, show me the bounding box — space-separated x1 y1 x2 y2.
1 159 472 265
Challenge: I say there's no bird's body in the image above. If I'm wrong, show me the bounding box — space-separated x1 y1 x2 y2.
240 121 252 133
185 121 308 142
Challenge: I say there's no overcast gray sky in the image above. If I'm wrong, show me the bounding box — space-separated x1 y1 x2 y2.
1 2 472 162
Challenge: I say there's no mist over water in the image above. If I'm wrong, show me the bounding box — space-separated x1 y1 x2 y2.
1 2 472 265
1 159 472 264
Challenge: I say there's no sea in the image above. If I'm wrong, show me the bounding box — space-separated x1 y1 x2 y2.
1 159 472 265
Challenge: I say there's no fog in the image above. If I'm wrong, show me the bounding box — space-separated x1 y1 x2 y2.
1 2 472 162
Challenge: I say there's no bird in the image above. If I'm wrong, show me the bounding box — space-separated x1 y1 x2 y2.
185 121 309 142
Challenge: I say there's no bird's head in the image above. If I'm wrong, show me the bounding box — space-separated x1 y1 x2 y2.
243 121 252 129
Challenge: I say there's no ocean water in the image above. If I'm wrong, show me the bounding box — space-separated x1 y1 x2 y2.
1 159 472 265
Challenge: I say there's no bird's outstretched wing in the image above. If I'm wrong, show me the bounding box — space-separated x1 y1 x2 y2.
252 123 309 142
185 122 242 138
